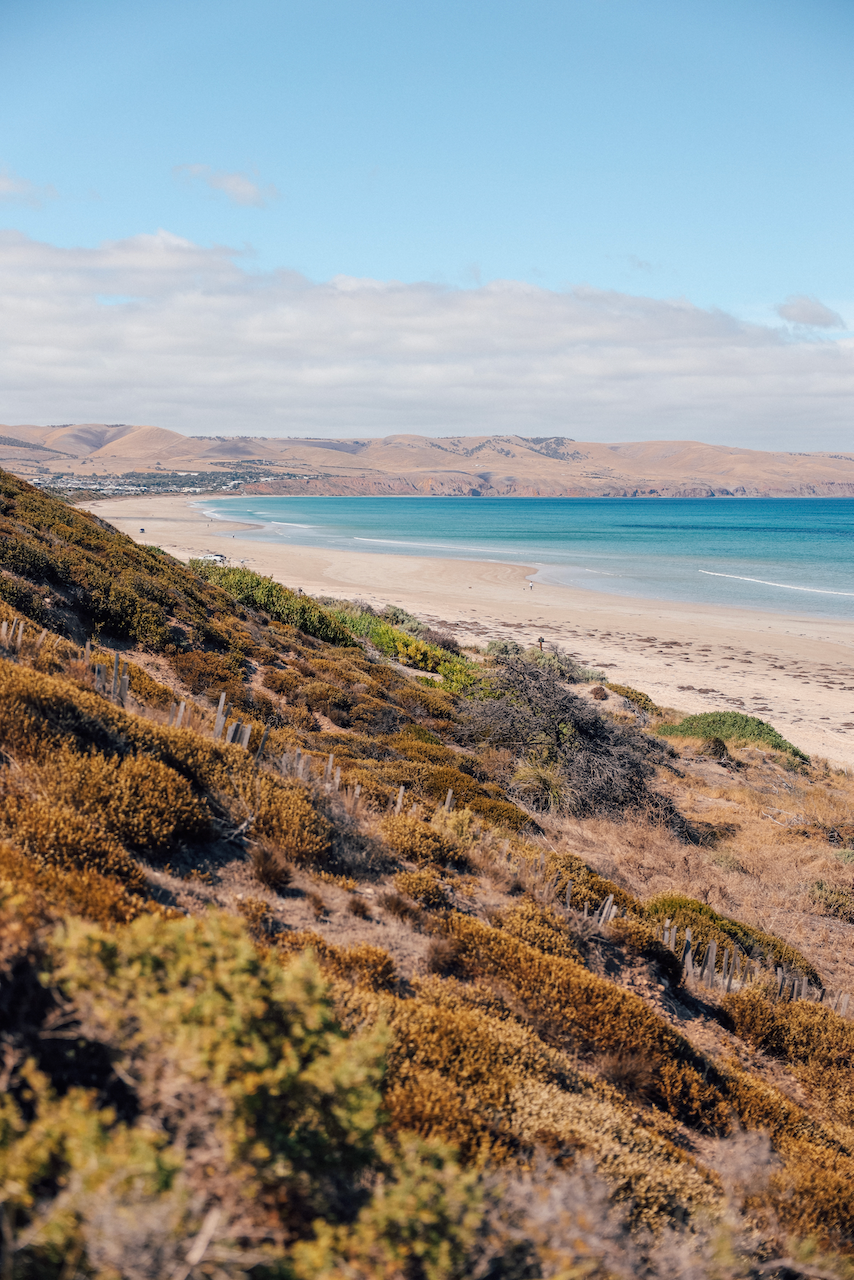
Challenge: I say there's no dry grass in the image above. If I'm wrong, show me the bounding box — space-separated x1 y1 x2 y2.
537 742 854 995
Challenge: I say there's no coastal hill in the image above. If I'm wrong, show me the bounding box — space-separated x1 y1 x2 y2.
4 421 854 496
2 466 854 1275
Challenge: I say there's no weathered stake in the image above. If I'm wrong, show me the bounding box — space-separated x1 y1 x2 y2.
253 725 270 764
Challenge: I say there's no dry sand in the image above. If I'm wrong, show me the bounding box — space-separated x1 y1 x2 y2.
86 492 854 767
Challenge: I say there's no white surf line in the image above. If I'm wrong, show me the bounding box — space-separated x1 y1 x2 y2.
699 570 854 597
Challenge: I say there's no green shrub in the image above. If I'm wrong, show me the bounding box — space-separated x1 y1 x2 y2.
190 561 356 645
655 711 808 760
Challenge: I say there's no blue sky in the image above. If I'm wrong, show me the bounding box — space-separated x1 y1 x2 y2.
0 0 852 442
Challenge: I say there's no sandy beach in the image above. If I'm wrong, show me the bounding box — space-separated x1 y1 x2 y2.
86 492 854 766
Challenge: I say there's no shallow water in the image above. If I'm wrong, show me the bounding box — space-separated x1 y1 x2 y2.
200 496 854 620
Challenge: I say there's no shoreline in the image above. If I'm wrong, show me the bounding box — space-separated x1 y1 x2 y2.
85 492 854 766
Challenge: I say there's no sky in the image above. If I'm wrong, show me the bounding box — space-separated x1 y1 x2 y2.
1 0 853 447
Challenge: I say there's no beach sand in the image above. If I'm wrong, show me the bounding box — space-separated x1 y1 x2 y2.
85 493 854 766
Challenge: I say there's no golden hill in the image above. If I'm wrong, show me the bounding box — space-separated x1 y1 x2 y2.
4 422 854 496
2 468 854 1279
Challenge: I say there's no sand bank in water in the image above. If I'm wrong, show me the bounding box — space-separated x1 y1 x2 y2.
85 493 854 766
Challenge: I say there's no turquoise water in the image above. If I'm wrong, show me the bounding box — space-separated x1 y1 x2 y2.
199 496 854 620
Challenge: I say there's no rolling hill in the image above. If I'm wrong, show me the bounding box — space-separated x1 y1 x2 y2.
3 422 854 497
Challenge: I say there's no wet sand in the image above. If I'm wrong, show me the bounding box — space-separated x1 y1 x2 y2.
86 492 854 766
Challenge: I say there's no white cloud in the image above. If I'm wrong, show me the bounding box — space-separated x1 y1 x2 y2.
0 228 853 448
0 168 57 208
174 164 278 208
775 294 844 329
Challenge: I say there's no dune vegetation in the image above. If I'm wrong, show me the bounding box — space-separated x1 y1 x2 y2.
1 468 854 1279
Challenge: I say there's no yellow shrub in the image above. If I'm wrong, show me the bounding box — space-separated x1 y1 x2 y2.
109 754 210 853
29 745 210 858
252 777 333 867
0 792 146 893
394 868 450 910
0 844 151 927
91 648 174 709
467 797 531 830
381 815 460 867
435 913 731 1132
644 894 818 982
384 1065 520 1165
278 930 398 991
496 899 582 963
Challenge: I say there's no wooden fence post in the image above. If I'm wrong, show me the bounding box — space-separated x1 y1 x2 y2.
597 894 614 927
253 726 270 765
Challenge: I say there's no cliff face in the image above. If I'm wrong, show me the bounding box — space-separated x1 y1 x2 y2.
3 424 854 497
242 474 854 499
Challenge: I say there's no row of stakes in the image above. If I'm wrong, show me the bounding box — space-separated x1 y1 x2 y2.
1 617 49 653
653 915 852 1015
536 859 853 1017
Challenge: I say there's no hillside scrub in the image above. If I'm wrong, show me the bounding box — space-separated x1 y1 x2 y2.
4 470 854 1275
0 472 262 653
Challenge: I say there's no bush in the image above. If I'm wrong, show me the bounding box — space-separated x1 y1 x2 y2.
395 868 451 910
381 816 461 868
0 844 150 927
0 792 147 893
190 562 356 646
277 929 398 991
605 683 664 716
252 777 333 867
171 648 244 692
464 658 673 820
655 711 808 761
251 841 293 892
434 913 731 1131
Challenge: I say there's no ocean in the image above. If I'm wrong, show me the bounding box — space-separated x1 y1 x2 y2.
199 496 854 621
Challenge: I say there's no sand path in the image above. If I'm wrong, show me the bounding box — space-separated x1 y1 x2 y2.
85 493 854 767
